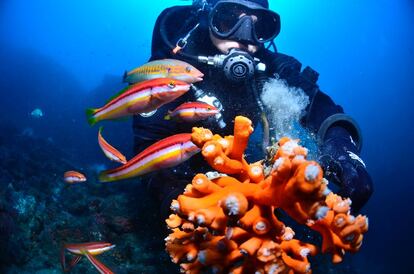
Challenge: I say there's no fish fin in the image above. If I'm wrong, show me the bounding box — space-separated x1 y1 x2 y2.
122 70 128 83
98 126 104 134
99 171 113 183
86 108 98 126
106 86 130 103
83 251 114 274
65 256 82 272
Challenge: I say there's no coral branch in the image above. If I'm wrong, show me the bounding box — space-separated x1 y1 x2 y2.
166 116 369 273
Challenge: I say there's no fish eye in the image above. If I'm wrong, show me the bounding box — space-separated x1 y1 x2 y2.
185 66 192 73
207 107 211 110
168 81 176 89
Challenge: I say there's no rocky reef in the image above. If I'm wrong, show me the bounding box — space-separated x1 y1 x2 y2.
0 124 171 273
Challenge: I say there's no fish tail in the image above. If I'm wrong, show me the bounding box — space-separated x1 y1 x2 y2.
122 70 128 82
86 108 99 126
98 171 113 183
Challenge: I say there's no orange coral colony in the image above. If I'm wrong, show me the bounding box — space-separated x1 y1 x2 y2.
165 116 369 274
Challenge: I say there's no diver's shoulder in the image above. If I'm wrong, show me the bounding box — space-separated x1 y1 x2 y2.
260 49 319 85
259 49 302 76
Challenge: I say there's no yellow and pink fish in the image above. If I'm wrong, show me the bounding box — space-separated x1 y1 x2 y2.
61 242 115 273
86 78 190 126
99 133 200 182
123 59 204 84
164 101 219 122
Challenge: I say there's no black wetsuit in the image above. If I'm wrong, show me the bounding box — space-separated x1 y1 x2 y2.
133 6 373 214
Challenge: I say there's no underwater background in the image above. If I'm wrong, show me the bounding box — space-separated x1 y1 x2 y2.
0 0 413 273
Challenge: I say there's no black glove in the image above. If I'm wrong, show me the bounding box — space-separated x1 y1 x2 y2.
319 126 373 213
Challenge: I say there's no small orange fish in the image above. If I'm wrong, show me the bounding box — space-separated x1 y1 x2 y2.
98 127 127 164
164 102 219 122
64 171 86 183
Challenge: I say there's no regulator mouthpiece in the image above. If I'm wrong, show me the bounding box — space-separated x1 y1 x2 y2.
198 48 266 82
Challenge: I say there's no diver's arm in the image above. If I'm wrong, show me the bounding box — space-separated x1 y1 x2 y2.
305 89 373 213
319 125 373 212
264 50 373 211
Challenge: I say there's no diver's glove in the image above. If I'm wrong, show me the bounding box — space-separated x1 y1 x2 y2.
319 126 373 213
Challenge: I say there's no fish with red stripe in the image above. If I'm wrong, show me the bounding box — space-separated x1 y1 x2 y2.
61 242 115 273
99 133 200 182
86 78 190 126
64 170 86 184
98 127 127 164
164 101 219 122
83 250 114 274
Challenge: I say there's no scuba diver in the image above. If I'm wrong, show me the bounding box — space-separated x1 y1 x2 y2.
133 0 373 216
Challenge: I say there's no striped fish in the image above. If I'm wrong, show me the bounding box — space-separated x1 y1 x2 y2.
98 127 127 164
164 101 219 122
123 59 204 84
64 170 86 183
99 133 200 182
86 78 190 126
61 242 115 273
64 242 115 256
82 251 114 274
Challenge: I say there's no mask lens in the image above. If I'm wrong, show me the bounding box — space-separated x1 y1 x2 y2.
211 3 249 34
253 10 280 42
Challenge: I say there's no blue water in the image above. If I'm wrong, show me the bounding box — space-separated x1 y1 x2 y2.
1 0 413 273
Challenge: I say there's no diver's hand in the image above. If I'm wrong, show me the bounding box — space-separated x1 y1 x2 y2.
319 138 373 213
336 157 373 213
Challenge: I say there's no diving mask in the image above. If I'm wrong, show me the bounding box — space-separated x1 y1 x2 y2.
209 0 281 45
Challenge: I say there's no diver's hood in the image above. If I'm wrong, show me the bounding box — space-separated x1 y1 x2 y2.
209 0 269 9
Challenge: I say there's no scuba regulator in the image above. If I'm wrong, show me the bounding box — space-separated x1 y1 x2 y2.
198 48 266 82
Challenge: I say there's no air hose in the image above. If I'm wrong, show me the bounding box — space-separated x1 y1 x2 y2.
159 6 202 62
251 72 271 154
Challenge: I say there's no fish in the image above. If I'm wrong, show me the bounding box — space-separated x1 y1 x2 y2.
64 170 86 183
86 78 190 126
82 250 114 274
98 127 127 164
61 242 115 273
123 59 204 84
99 133 200 182
164 101 219 122
64 242 115 256
30 108 44 118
